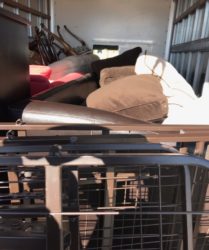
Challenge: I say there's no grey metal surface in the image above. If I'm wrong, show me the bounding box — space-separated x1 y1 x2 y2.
170 0 209 94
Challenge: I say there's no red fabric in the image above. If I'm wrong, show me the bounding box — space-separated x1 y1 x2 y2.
50 72 84 88
29 65 84 95
30 75 50 96
29 65 52 79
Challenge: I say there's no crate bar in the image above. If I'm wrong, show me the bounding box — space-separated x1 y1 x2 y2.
1 210 209 216
158 165 163 250
1 132 209 143
4 133 209 143
139 167 143 249
166 160 184 250
66 169 80 250
3 133 209 143
183 166 193 250
0 154 209 169
0 143 178 154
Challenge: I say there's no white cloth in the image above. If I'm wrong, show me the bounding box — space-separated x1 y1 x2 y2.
135 55 209 124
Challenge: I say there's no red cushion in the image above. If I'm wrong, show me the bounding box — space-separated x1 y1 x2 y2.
29 65 52 79
50 72 84 88
30 75 50 96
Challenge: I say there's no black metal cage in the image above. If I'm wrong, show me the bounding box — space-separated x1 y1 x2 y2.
0 124 209 250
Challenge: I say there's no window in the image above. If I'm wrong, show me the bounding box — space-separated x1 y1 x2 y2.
93 44 119 59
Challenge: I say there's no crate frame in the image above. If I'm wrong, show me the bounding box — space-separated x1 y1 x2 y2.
0 123 209 250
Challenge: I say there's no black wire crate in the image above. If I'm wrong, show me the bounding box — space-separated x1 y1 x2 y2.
0 165 47 250
0 126 209 250
71 164 208 250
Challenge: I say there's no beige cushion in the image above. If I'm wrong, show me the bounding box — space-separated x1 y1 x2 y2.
100 66 135 86
87 75 168 122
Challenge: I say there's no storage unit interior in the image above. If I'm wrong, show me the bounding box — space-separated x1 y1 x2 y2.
0 1 209 250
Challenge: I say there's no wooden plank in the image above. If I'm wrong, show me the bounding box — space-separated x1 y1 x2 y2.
1 123 209 132
2 0 50 19
46 165 63 250
174 0 207 24
0 6 30 25
171 37 209 53
7 170 20 204
102 167 116 250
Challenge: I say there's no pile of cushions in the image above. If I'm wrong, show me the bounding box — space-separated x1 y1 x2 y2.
87 48 168 123
88 52 208 124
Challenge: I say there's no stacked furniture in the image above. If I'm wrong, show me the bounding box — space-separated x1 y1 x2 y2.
0 8 143 125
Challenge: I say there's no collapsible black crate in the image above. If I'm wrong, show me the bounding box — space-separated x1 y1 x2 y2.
0 124 209 250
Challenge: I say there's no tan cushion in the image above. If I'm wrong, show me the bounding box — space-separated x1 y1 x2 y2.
87 75 168 122
100 66 135 86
